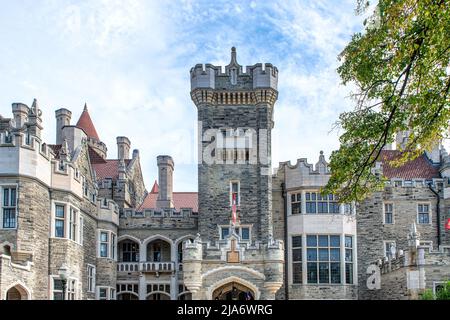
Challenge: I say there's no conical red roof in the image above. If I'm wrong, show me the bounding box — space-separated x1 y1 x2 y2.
150 180 159 193
76 104 100 140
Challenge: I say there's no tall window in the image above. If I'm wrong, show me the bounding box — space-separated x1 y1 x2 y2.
67 279 76 300
384 203 393 224
305 192 340 214
292 236 302 284
345 236 353 284
87 265 96 293
55 205 65 238
69 208 77 241
53 278 64 300
99 287 107 300
2 187 17 229
306 235 341 284
291 193 301 214
111 234 116 260
100 232 109 258
122 242 139 262
418 204 430 224
230 181 240 206
152 243 161 262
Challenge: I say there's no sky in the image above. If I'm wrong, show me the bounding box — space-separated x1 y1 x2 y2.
0 0 371 192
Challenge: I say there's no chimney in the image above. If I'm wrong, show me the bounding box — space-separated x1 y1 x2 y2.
117 136 131 160
55 108 72 145
12 103 29 129
156 155 174 208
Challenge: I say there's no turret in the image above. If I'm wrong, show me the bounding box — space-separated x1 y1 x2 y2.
156 155 174 208
55 108 72 145
12 103 29 129
117 136 131 160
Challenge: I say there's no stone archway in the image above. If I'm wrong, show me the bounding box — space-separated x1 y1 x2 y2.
5 285 29 300
212 281 255 300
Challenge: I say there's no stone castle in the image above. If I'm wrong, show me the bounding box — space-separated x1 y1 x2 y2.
0 48 449 300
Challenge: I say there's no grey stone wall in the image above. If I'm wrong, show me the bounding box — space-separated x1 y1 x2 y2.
197 103 273 243
357 186 441 299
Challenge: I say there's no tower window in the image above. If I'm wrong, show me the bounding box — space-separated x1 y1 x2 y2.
230 181 240 206
2 187 17 229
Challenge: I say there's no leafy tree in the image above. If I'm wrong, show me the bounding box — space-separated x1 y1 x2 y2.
323 0 450 203
420 281 450 300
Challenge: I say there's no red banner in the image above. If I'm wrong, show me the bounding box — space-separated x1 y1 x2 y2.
232 193 237 225
446 218 450 230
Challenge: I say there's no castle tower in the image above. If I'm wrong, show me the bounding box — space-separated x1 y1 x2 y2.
191 47 278 242
184 48 283 300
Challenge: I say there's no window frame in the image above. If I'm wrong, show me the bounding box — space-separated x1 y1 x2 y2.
1 185 18 229
383 202 394 224
290 192 302 215
229 180 240 207
417 203 432 225
98 230 117 260
304 191 340 214
383 240 396 259
219 225 251 241
87 264 96 293
291 235 302 284
305 234 342 285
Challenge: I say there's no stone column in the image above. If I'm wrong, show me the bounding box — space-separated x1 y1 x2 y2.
138 273 146 300
170 274 178 300
301 191 306 214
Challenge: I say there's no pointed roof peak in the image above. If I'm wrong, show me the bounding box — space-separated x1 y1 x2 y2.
76 104 100 140
229 46 239 67
150 180 159 193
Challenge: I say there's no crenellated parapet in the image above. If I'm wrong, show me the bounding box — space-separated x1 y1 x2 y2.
274 151 331 190
190 47 278 107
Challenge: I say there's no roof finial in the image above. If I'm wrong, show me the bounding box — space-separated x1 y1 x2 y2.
83 103 88 112
230 46 237 65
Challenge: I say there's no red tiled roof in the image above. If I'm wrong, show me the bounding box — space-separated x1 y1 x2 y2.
88 146 106 164
150 180 159 193
139 191 198 212
76 104 100 140
380 150 440 180
92 159 131 180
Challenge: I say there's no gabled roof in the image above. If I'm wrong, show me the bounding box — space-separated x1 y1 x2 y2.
138 180 198 212
91 159 131 181
380 150 440 180
150 180 159 193
76 104 100 140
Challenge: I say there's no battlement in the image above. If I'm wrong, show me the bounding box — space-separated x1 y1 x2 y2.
190 47 278 94
275 151 331 190
119 207 198 230
97 197 120 225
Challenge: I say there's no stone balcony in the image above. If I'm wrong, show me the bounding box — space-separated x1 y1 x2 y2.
117 261 175 273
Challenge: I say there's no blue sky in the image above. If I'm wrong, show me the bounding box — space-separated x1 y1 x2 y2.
0 0 369 191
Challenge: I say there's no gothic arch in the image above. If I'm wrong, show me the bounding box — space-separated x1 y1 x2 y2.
118 235 142 244
3 281 31 300
142 234 174 247
206 276 260 300
174 235 196 246
201 265 266 281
